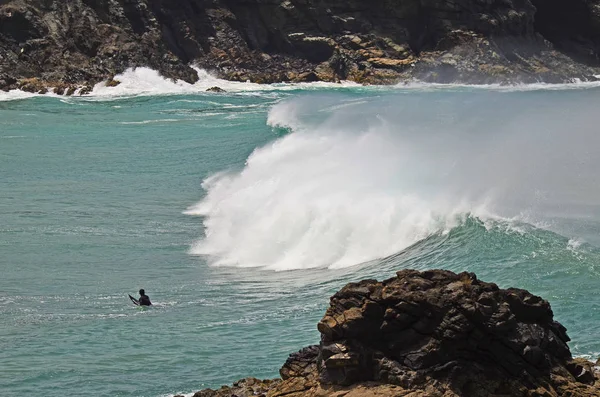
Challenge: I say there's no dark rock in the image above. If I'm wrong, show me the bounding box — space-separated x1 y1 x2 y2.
194 269 600 397
280 345 319 381
206 86 225 92
3 0 600 92
279 269 599 396
79 85 93 95
314 269 576 391
567 358 597 385
192 377 279 397
0 73 17 91
288 34 336 63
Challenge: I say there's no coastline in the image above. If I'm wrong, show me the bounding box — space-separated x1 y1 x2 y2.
5 65 600 102
3 0 600 94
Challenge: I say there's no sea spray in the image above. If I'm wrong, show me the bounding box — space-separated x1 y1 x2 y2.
187 90 600 269
186 95 495 269
88 67 361 98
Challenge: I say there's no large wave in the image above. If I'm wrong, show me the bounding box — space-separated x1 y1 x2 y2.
186 89 600 270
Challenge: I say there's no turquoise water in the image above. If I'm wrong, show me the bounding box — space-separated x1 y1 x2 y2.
2 83 600 397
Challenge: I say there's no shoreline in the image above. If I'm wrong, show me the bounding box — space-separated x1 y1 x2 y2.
4 0 600 95
3 58 600 96
4 66 600 101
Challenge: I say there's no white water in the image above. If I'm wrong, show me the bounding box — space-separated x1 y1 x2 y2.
89 67 360 98
186 91 600 270
85 67 600 98
3 66 600 102
0 89 39 101
3 67 600 270
186 96 492 269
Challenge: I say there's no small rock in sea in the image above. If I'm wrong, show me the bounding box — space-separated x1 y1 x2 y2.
206 86 225 93
105 78 121 87
79 85 93 95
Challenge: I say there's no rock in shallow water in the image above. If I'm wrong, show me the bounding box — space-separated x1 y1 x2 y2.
206 86 226 92
197 269 600 397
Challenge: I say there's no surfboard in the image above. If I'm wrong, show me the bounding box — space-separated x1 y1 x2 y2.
128 294 140 306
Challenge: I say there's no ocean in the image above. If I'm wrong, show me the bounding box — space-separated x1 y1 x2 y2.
1 68 600 397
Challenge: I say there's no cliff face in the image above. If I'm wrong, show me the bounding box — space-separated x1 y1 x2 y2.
191 269 600 397
2 0 600 91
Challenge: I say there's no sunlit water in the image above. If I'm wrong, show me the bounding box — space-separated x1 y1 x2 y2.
2 71 600 396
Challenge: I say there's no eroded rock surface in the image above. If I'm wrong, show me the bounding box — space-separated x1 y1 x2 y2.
3 0 600 92
196 269 600 397
308 269 598 396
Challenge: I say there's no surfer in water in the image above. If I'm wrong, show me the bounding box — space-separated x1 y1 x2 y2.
129 289 152 306
138 289 151 306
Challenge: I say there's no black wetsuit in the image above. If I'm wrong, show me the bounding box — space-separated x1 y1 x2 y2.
138 294 152 306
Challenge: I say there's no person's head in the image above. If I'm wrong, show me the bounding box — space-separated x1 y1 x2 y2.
139 289 145 296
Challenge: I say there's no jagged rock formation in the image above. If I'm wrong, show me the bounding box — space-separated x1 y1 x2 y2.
3 0 600 91
194 270 600 397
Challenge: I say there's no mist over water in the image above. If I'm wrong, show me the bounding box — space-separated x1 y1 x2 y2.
187 90 600 269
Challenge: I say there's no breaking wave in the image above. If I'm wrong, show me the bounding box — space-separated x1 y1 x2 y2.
186 88 600 270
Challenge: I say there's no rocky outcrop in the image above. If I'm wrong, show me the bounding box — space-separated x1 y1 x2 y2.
195 269 600 397
179 377 279 397
3 0 600 91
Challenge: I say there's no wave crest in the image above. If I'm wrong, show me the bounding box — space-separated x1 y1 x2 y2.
186 88 600 270
186 97 497 270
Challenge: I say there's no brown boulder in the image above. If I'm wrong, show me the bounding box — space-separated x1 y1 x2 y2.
193 377 280 397
314 269 575 391
188 270 600 397
18 77 47 93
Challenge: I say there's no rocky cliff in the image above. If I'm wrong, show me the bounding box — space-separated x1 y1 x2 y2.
3 0 600 92
189 270 600 397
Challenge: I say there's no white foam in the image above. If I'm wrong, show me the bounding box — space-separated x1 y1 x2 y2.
186 98 497 270
568 238 583 250
0 89 39 101
187 89 600 270
3 67 600 102
394 80 600 92
120 119 182 125
91 67 600 99
91 67 200 97
566 238 587 262
88 67 360 99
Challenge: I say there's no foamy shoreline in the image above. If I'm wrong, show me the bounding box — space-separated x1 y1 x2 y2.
5 67 600 102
